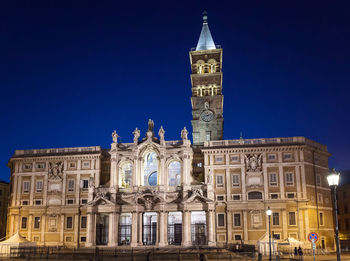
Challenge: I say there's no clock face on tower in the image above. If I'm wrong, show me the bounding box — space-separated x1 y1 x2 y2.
200 110 214 122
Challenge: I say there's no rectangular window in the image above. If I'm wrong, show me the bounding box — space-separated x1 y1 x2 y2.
81 216 87 229
287 193 295 199
68 179 75 192
269 173 278 186
230 155 239 162
69 162 76 168
82 161 90 168
270 193 279 199
232 194 241 201
81 237 86 242
232 174 240 187
273 234 281 240
66 216 73 229
216 195 224 201
67 199 74 205
216 175 224 188
36 180 43 192
289 212 296 225
81 199 88 205
272 213 280 226
22 200 29 206
319 212 324 226
283 153 292 160
285 172 294 186
234 213 241 227
346 219 350 230
215 156 224 163
316 175 321 186
35 200 42 205
22 164 32 170
36 162 46 169
82 179 89 189
234 235 242 240
218 213 225 227
21 217 27 229
268 154 276 161
23 181 30 193
34 217 40 229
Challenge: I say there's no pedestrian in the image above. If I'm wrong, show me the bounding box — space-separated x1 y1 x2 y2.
294 247 298 258
199 253 206 261
298 246 303 260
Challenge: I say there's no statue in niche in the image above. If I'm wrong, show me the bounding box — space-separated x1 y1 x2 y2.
112 130 119 143
158 126 165 141
133 127 140 143
48 162 64 180
245 154 262 172
204 101 209 110
147 119 154 132
181 127 188 140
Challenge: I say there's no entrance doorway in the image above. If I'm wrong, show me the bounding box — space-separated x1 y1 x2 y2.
143 212 157 245
96 214 109 245
191 211 207 245
168 212 182 245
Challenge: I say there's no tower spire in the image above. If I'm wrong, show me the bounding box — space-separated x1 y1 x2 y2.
195 11 216 51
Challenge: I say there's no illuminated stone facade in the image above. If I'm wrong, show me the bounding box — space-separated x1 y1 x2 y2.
6 14 335 251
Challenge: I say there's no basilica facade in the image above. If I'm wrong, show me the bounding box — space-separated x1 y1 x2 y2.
6 14 335 251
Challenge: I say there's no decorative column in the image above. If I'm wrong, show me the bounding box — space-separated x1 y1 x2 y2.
304 209 310 240
29 175 35 205
243 211 248 242
298 208 304 241
17 175 22 206
12 174 17 206
74 215 79 246
278 153 285 199
295 166 301 199
60 214 65 245
282 210 288 239
208 207 216 246
43 172 48 206
158 211 167 246
227 211 232 242
138 212 143 245
131 211 138 247
41 215 46 244
86 213 94 247
28 215 33 241
108 212 117 246
182 210 191 246
263 154 269 200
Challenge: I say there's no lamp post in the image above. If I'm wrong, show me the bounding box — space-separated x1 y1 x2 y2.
327 168 341 261
266 206 272 261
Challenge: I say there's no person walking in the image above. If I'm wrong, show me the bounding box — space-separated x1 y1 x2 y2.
298 246 303 260
294 247 298 258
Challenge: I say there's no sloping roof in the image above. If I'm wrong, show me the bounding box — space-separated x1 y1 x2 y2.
195 13 216 51
1 232 31 244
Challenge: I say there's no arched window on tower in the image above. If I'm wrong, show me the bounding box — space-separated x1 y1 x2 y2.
119 162 133 188
143 151 158 186
168 161 181 187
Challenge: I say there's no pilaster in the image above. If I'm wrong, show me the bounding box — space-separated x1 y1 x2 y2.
29 175 34 205
282 210 288 239
182 210 191 246
131 211 138 247
243 210 248 242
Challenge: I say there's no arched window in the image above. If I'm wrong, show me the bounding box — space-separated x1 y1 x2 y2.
143 151 158 186
120 162 132 188
248 191 263 200
168 161 181 186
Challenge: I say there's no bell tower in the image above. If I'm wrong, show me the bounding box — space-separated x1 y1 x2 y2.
190 12 224 145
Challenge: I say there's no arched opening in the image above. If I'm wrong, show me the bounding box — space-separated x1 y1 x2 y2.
119 162 132 188
168 161 181 186
143 151 158 186
248 191 263 200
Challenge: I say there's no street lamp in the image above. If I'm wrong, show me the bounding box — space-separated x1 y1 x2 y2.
266 206 272 261
327 168 341 261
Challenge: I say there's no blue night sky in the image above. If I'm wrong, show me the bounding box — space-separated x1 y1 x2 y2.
0 1 349 182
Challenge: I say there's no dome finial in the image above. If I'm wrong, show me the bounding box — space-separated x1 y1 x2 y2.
202 10 208 23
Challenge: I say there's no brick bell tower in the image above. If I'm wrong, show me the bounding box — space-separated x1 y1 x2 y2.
190 12 224 145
